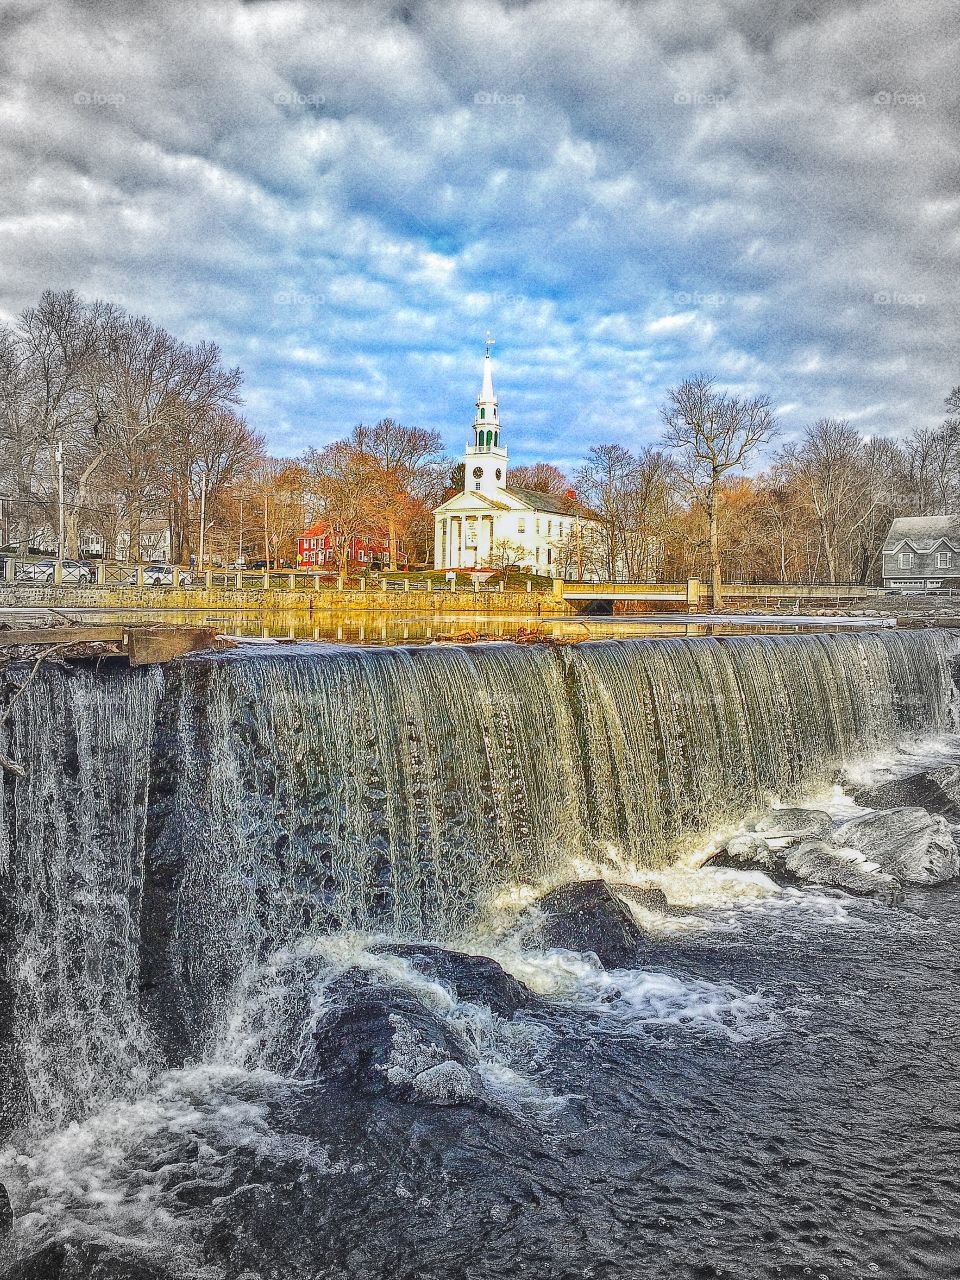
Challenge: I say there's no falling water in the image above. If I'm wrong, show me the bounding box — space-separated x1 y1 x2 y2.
0 630 956 1130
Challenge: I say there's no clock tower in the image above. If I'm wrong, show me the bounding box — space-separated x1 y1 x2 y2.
463 337 508 496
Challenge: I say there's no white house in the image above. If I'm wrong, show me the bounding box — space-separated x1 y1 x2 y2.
433 346 602 576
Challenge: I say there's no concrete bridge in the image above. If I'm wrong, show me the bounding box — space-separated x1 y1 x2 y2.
553 579 881 614
553 579 705 613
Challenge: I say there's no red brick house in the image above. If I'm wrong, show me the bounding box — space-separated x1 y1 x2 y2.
297 521 408 569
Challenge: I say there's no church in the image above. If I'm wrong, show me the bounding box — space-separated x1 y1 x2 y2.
433 345 602 576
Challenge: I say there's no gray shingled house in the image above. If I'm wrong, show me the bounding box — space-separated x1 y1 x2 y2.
881 515 960 591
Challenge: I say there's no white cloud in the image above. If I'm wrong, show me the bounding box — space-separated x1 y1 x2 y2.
0 0 954 463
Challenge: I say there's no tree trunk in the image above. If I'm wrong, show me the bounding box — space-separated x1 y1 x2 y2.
64 505 80 559
388 517 397 572
709 477 723 608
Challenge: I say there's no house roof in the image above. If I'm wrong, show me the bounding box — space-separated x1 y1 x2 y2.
883 515 960 551
506 487 600 520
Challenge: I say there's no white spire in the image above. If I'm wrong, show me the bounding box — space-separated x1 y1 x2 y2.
474 335 498 434
479 347 495 406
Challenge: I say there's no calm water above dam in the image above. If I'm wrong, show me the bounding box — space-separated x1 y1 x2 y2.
47 605 894 645
0 631 958 1279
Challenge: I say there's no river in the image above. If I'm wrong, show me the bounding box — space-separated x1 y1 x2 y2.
0 631 957 1278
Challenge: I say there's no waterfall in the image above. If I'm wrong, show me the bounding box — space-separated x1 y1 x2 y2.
0 630 956 1128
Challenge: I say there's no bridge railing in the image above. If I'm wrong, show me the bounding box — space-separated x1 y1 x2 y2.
553 578 882 610
555 579 703 606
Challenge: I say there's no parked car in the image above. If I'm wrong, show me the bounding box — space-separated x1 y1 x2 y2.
126 563 193 586
16 558 93 584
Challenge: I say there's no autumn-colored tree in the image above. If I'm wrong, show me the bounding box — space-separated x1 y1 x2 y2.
350 419 444 569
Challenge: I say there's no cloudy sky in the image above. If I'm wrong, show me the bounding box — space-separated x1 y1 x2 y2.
1 0 956 468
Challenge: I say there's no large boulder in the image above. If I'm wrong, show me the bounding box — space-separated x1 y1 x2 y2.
310 977 481 1105
369 943 534 1018
703 821 905 902
853 769 960 822
832 807 960 885
533 880 645 968
753 808 834 842
781 840 903 902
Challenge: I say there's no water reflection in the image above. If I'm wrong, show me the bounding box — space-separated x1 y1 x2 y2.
66 608 882 645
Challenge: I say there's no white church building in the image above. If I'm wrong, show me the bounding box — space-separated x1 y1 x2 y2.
433 346 602 576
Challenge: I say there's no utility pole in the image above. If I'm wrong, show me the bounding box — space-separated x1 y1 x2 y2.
263 489 270 572
56 439 65 563
198 466 208 572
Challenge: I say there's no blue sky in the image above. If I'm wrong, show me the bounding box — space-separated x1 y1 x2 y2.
1 0 956 470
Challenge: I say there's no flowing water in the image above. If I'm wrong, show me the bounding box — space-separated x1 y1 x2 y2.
0 630 958 1279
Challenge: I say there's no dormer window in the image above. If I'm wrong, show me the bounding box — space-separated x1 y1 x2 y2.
938 551 951 568
897 551 913 569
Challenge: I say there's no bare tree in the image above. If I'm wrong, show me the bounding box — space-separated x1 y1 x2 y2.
782 420 888 584
660 375 776 606
303 441 379 575
506 462 570 495
351 419 443 570
574 443 638 580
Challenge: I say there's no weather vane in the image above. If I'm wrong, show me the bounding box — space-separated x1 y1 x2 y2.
485 331 495 354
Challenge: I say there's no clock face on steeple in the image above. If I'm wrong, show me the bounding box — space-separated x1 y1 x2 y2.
472 466 483 479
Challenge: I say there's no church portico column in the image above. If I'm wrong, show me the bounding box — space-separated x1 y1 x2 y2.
435 519 445 569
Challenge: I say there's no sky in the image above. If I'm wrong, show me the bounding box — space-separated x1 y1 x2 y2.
1 0 957 471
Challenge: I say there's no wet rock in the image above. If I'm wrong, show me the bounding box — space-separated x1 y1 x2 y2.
832 806 960 885
704 831 904 902
534 880 645 968
1 1239 175 1279
707 832 780 871
753 808 834 842
609 881 670 914
310 977 480 1104
370 943 534 1017
781 840 903 903
853 769 960 822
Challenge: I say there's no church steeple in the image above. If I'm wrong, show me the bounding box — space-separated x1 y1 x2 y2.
473 334 500 448
464 336 508 495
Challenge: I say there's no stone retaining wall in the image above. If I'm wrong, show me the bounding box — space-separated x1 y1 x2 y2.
0 584 567 616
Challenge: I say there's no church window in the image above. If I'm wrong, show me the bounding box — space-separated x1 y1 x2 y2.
480 407 485 420
495 468 502 480
475 482 481 492
486 430 493 446
494 432 499 446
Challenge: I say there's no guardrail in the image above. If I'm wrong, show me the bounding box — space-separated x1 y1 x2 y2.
0 558 533 595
